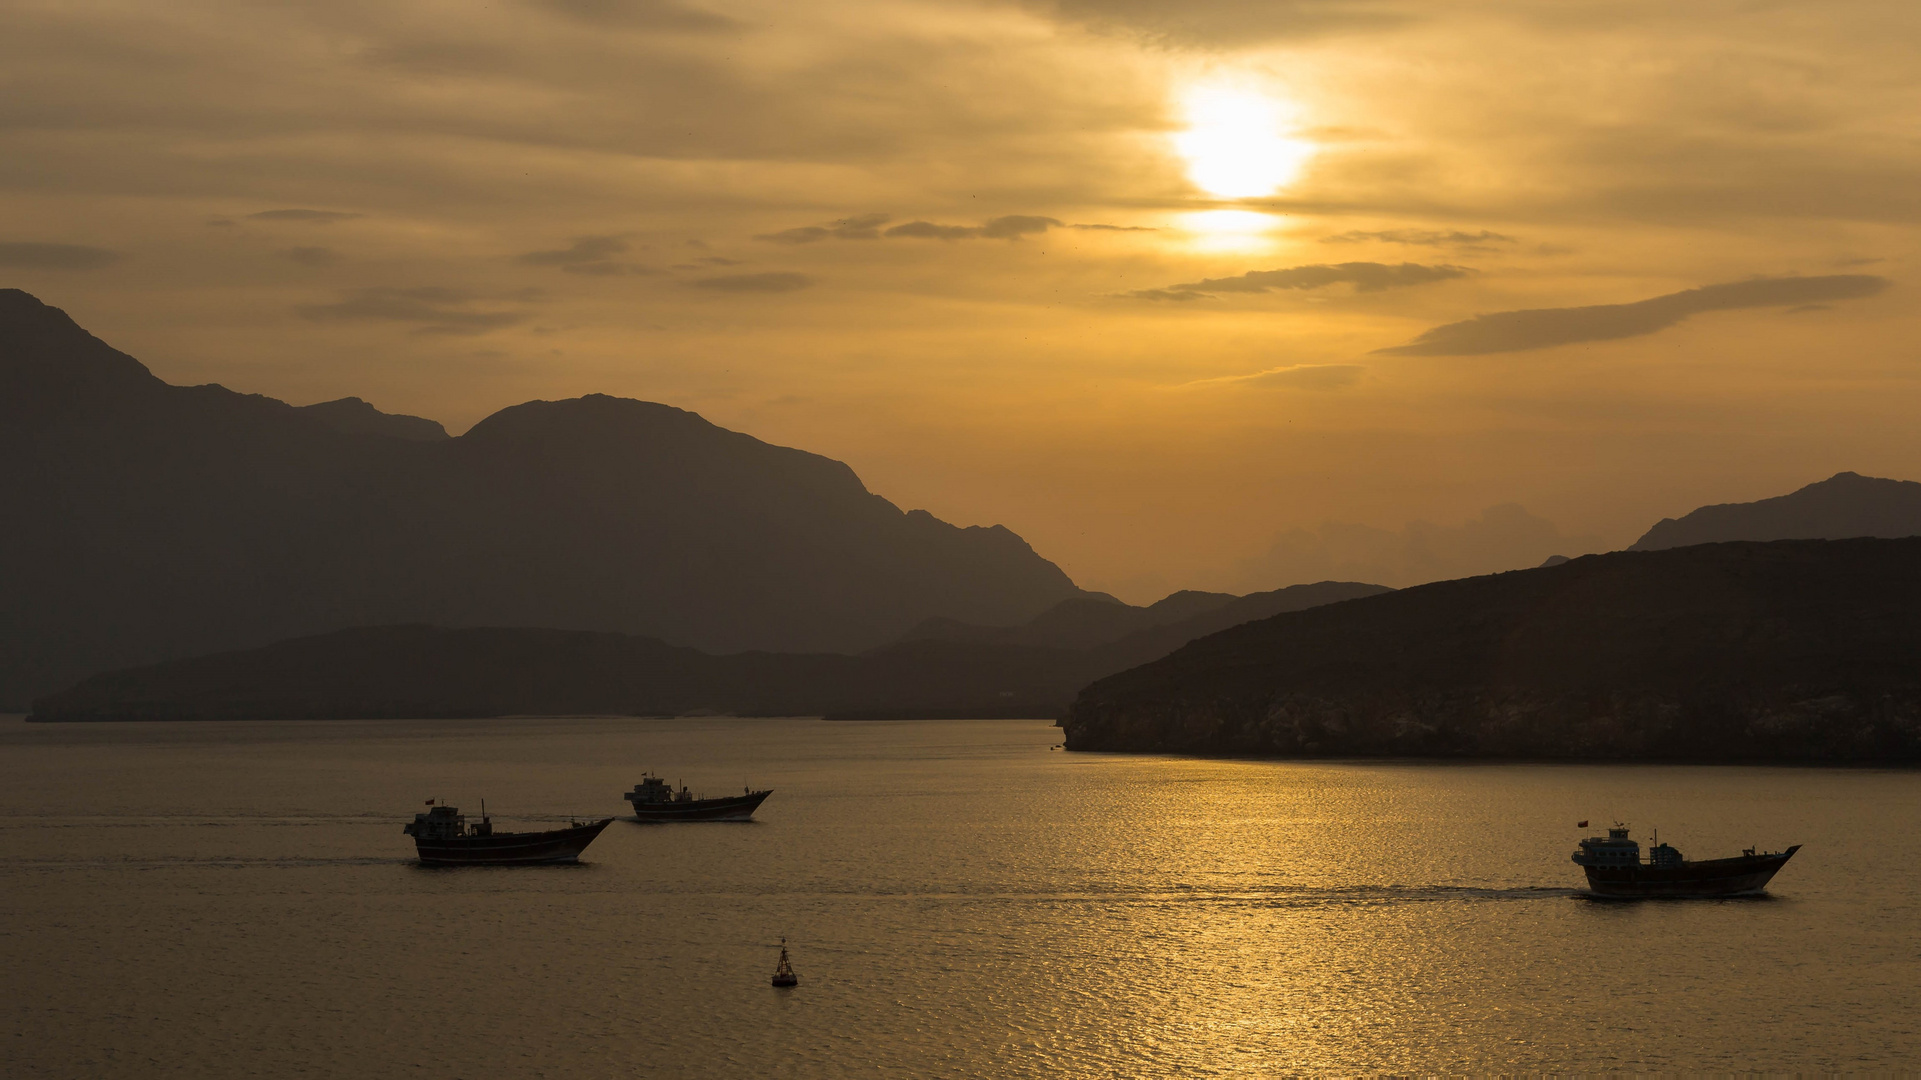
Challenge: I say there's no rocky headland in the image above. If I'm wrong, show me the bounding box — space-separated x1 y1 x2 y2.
1061 538 1921 762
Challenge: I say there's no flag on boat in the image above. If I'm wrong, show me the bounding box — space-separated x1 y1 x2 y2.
1577 820 1588 828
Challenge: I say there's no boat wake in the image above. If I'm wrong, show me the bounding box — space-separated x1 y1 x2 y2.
7 854 409 873
778 884 1586 907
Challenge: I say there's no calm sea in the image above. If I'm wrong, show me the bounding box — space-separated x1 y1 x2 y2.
2 714 1916 1076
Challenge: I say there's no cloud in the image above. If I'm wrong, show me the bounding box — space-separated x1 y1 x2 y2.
516 235 627 265
526 0 736 31
1227 504 1601 593
885 221 978 240
515 235 653 275
755 213 891 244
296 286 532 334
1377 274 1892 356
731 203 1090 251
1323 229 1515 248
884 215 1062 240
689 271 812 292
0 241 121 270
281 246 338 267
247 209 363 224
1186 363 1365 391
979 215 1060 239
563 262 657 276
1127 262 1470 301
1244 364 1364 390
1026 0 1412 46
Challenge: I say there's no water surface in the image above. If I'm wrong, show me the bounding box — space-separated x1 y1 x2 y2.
3 715 1916 1075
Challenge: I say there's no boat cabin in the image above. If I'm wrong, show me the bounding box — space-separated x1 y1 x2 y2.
1572 824 1685 868
403 804 492 840
626 775 695 805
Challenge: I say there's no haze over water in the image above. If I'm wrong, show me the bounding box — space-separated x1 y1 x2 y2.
4 715 1916 1076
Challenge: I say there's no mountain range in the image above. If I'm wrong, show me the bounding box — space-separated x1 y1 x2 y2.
28 580 1390 721
0 289 1088 707
1630 471 1921 550
14 285 1921 745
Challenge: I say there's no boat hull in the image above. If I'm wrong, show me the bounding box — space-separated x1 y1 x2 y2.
1581 845 1800 898
413 818 613 865
627 789 771 822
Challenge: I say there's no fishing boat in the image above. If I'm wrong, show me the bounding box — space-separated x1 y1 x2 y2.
402 801 613 865
1572 823 1799 897
771 938 799 988
624 774 771 822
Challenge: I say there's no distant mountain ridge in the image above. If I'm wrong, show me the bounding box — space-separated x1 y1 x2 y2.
0 289 1089 706
29 626 1090 723
1061 538 1921 762
1631 471 1921 550
29 581 1392 722
296 397 448 441
897 583 1391 656
897 590 1236 651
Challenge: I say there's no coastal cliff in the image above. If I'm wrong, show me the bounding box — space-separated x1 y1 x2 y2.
1061 538 1921 762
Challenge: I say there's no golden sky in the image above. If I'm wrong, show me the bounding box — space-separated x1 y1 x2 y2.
6 0 1918 600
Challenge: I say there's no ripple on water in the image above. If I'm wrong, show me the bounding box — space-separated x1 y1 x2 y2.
1 716 1916 1076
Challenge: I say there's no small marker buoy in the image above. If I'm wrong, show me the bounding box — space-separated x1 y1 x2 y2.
771 938 799 987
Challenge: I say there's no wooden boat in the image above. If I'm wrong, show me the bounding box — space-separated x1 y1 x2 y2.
402 802 612 865
625 774 771 822
1573 824 1799 897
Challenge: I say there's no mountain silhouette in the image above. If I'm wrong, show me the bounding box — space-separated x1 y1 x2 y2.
29 581 1392 722
1631 471 1921 550
29 626 1091 722
897 590 1233 651
1061 538 1921 762
296 397 449 441
0 289 1088 706
896 583 1390 655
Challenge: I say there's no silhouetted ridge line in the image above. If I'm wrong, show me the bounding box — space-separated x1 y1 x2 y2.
28 581 1394 722
1631 471 1921 551
297 397 448 441
0 289 1088 707
1061 538 1921 763
893 582 1389 656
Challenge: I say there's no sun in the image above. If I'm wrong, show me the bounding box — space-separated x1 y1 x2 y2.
1172 85 1315 199
1180 209 1281 252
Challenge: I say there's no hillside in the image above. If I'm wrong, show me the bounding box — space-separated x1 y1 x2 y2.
0 289 1087 706
27 582 1392 722
1631 471 1921 550
27 625 1093 722
891 583 1388 655
1061 538 1921 762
